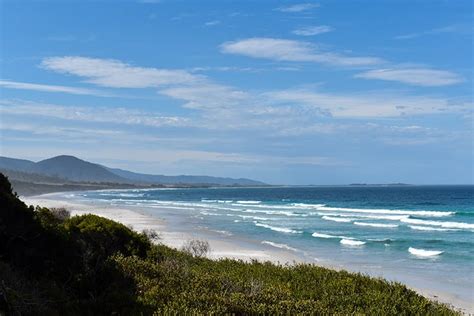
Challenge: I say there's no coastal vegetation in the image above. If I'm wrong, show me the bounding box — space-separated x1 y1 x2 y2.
0 173 458 315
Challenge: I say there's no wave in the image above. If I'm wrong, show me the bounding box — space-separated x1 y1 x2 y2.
241 209 300 217
199 211 221 216
315 206 453 217
202 199 233 203
353 222 398 228
322 216 353 223
340 239 365 246
253 222 301 234
262 241 298 252
408 225 459 232
236 200 261 204
408 247 443 257
312 232 349 239
314 212 409 221
210 230 233 236
291 203 326 208
238 215 272 221
400 218 474 230
367 238 393 243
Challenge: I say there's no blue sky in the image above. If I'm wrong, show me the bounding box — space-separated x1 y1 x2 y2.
0 0 472 184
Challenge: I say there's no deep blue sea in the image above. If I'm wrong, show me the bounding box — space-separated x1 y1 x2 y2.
71 185 474 303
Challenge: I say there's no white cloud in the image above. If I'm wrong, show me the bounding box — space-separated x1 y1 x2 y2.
0 99 189 128
221 38 383 66
395 24 467 40
266 89 471 118
0 80 108 96
275 3 320 12
34 56 468 125
355 68 463 87
292 25 333 36
41 56 201 88
159 83 249 110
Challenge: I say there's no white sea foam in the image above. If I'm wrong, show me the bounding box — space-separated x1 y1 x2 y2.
322 216 353 223
237 200 261 204
262 241 298 252
211 230 233 236
238 215 272 221
314 212 409 221
312 232 347 239
408 225 459 232
408 247 444 257
242 209 299 217
253 222 301 234
340 239 365 246
401 218 474 230
202 199 233 203
353 222 398 228
200 211 220 216
315 206 453 217
291 203 326 208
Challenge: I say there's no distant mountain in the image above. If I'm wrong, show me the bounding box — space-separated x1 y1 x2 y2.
0 155 265 186
0 155 127 183
32 156 127 183
106 167 265 186
0 157 35 172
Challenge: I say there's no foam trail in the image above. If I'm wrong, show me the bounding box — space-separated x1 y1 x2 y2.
408 247 443 257
354 222 398 228
340 239 365 246
254 222 301 234
210 230 233 236
409 225 459 232
291 203 326 208
262 241 298 252
312 232 338 239
202 199 233 203
322 216 353 223
237 200 261 204
312 232 351 239
314 213 408 221
401 218 474 230
316 206 453 217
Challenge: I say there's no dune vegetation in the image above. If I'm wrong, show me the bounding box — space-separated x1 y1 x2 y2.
0 173 457 315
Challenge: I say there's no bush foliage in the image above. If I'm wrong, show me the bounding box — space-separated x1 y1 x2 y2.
0 173 458 315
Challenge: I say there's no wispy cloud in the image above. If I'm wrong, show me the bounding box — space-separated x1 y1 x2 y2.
34 56 469 126
275 3 320 13
292 25 333 36
1 99 189 128
266 89 471 118
354 68 463 87
0 79 109 96
41 56 201 88
221 38 383 66
204 20 220 27
159 83 249 110
395 24 468 40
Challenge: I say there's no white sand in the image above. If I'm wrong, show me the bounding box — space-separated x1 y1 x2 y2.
21 194 473 314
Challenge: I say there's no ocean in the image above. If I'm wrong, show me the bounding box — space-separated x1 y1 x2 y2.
68 185 473 303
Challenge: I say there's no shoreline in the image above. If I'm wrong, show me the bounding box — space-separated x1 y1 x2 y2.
22 193 472 314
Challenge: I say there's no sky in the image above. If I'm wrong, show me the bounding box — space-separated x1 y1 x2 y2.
0 0 472 185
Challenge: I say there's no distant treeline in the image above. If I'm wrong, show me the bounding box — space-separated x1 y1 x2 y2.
0 173 458 315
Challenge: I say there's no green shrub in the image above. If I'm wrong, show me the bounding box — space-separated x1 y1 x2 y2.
0 173 459 315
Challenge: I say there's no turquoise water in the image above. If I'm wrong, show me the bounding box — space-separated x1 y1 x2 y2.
72 185 473 303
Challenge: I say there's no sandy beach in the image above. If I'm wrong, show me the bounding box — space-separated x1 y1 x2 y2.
21 193 473 314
